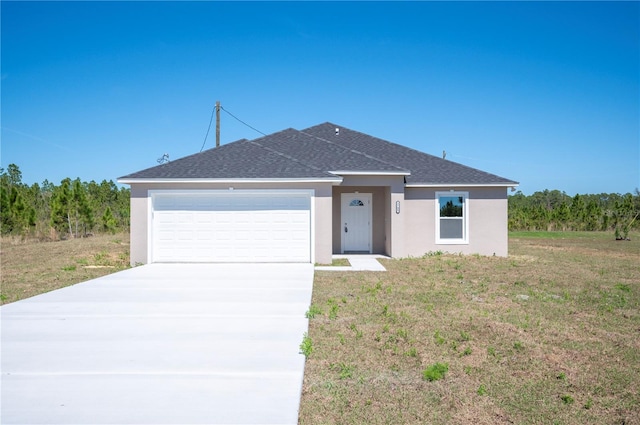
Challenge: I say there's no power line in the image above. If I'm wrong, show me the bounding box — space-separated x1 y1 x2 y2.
220 106 267 136
199 103 266 152
199 105 216 152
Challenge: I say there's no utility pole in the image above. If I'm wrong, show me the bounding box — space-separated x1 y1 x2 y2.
215 101 221 148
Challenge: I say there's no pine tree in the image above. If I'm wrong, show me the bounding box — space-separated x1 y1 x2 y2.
583 200 601 231
71 179 94 236
102 206 117 234
613 194 636 240
0 165 36 235
0 182 11 233
569 194 586 230
50 178 73 237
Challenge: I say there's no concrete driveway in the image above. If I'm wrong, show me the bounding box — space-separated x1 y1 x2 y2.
1 263 314 425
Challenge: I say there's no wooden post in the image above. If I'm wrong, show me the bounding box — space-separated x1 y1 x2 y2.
215 101 221 148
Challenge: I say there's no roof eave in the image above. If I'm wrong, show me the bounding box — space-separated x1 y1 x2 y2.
405 182 520 188
329 170 411 176
117 177 343 185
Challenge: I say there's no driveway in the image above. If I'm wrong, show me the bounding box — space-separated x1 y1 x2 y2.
1 263 314 425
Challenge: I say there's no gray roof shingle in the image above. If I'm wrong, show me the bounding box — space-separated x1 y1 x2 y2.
119 123 518 186
302 123 517 185
252 128 408 174
119 136 336 180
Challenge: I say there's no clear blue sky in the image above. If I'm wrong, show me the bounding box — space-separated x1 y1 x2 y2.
2 1 638 195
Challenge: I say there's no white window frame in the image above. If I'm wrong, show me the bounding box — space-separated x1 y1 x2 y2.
435 191 469 245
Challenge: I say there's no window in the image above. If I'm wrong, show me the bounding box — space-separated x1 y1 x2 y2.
349 199 365 207
436 191 468 244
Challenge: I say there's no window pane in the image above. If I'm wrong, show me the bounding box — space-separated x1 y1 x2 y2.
439 196 463 217
440 218 463 239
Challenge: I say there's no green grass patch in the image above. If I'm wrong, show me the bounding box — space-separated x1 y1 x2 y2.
299 333 313 358
422 362 449 381
509 231 613 239
305 304 323 319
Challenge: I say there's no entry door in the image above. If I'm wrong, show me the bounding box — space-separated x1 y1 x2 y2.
341 193 372 253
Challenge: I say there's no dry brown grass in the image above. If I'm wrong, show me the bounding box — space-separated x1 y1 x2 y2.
299 232 640 425
0 233 130 304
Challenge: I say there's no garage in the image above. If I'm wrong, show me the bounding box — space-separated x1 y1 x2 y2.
150 190 312 263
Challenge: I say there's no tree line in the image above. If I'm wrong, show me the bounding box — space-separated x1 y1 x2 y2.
1 164 130 239
2 163 639 240
509 189 640 239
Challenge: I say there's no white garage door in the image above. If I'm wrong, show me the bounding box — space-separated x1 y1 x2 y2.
151 191 311 263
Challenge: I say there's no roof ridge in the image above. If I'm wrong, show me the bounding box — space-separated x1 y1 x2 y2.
324 123 435 160
298 129 409 172
249 130 326 173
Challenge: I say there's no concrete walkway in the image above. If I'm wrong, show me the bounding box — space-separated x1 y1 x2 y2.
315 255 388 272
1 263 314 425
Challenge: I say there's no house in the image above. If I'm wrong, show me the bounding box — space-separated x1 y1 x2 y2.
118 123 518 264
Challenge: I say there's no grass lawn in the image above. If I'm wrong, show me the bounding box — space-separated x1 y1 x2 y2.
299 232 640 424
2 231 638 423
0 233 130 304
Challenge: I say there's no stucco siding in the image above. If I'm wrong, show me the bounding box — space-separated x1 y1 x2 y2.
388 179 407 258
313 187 333 264
404 187 509 257
129 186 150 265
384 187 391 255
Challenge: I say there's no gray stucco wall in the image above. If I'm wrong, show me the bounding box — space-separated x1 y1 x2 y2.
404 186 509 257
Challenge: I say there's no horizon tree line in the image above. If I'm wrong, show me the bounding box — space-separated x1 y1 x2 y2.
2 163 639 240
1 164 130 239
508 189 640 239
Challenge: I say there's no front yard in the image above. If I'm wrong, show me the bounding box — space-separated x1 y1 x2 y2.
299 232 639 424
2 231 638 424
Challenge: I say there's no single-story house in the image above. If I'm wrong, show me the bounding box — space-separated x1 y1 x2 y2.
118 122 518 264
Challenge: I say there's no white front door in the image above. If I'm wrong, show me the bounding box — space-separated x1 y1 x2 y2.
341 193 372 253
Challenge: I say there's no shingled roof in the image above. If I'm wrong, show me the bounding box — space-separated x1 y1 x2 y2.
119 122 518 186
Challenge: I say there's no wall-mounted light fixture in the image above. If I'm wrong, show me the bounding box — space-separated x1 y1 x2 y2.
396 201 400 214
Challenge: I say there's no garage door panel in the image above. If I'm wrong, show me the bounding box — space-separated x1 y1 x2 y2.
152 192 311 263
195 212 213 223
215 213 233 225
253 230 269 241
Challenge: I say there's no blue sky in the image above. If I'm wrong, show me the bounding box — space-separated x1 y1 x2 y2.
2 1 638 195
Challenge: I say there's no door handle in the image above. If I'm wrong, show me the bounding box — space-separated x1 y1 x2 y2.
344 226 348 233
